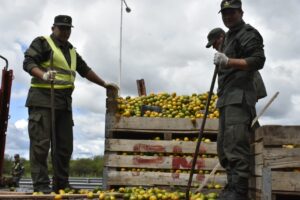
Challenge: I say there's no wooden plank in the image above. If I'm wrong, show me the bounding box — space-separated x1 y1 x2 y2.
105 114 116 139
112 117 219 131
262 167 272 200
254 141 263 155
254 164 263 176
104 154 222 171
0 191 30 195
103 152 118 190
0 193 121 199
253 172 300 192
272 171 300 191
263 148 300 169
255 154 263 166
109 128 218 134
273 191 300 196
105 139 217 154
255 126 300 145
103 166 109 190
136 79 147 96
107 171 227 187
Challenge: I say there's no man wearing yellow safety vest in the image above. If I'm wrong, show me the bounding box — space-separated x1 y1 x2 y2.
23 15 118 193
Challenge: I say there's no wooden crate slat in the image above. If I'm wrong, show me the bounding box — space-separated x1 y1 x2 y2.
255 154 263 166
255 125 300 145
254 164 263 176
105 154 222 171
109 129 218 134
105 139 217 154
254 172 300 192
272 171 300 191
107 171 226 187
113 117 219 131
254 141 263 155
262 148 300 169
0 193 121 199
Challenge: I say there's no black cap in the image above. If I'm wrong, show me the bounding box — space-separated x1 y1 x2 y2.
206 28 225 48
219 0 242 13
14 154 20 158
53 15 73 27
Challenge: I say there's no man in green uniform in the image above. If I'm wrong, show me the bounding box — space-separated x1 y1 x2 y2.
211 1 266 199
206 27 225 51
206 28 267 101
23 15 118 193
11 154 25 187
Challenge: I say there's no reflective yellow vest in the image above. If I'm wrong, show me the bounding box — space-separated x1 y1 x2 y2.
31 36 77 89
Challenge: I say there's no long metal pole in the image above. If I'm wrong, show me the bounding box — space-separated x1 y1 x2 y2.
119 0 124 93
50 52 57 180
185 64 219 200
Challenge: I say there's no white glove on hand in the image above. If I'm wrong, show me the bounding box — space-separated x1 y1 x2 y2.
105 82 120 90
214 52 229 68
42 70 57 81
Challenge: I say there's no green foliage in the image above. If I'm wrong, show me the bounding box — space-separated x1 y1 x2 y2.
69 155 104 177
2 155 104 178
2 154 30 177
2 154 13 176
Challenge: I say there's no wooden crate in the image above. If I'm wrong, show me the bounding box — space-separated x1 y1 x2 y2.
103 121 225 190
250 125 300 200
103 91 225 191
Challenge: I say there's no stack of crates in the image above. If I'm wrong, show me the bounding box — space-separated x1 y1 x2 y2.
103 89 226 193
250 125 300 200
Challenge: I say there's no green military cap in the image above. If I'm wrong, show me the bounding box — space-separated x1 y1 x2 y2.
219 0 242 13
53 15 73 27
206 28 225 48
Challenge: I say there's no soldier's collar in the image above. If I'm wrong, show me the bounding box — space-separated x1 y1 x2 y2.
228 20 245 34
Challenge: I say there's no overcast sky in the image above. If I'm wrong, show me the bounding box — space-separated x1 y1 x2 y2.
1 0 300 160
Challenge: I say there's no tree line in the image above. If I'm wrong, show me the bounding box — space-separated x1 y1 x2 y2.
2 154 104 178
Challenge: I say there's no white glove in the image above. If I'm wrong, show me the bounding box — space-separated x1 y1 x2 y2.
214 52 229 67
105 82 120 90
42 70 57 81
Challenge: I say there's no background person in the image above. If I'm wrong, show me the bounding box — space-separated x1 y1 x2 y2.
11 154 24 187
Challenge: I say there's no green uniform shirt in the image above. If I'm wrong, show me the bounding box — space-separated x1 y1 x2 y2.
217 20 266 108
11 161 24 177
23 34 91 110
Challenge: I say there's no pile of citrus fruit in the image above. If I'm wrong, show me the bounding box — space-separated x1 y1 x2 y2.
119 187 218 200
32 186 218 200
116 92 219 119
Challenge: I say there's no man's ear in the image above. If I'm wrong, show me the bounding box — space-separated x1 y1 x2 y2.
240 9 244 17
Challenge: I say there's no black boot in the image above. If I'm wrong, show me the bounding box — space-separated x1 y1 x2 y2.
34 185 52 194
225 176 248 200
217 184 232 200
217 172 232 200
